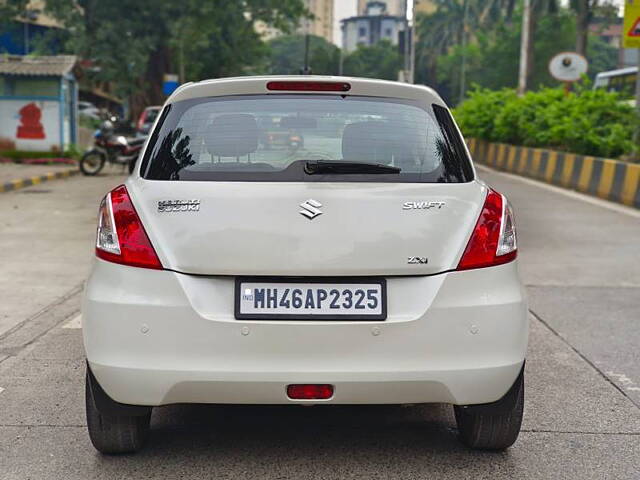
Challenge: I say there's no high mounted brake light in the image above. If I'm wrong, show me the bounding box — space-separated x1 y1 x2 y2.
457 189 517 271
287 384 334 400
266 81 351 92
95 185 163 270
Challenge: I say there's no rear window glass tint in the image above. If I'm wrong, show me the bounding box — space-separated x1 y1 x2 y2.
141 95 473 183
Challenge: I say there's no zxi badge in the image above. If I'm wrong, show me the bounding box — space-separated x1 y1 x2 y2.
407 256 428 265
299 199 323 220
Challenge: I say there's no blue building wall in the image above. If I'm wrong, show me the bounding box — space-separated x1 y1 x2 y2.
0 22 61 55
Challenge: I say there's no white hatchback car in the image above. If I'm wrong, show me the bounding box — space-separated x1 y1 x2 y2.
83 76 528 454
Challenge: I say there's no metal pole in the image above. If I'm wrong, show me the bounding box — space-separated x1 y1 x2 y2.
409 0 416 84
24 21 29 54
179 37 185 84
459 0 470 102
404 0 410 80
518 0 531 95
634 51 640 154
302 33 311 75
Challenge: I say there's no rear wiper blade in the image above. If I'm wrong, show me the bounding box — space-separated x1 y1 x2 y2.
304 160 401 175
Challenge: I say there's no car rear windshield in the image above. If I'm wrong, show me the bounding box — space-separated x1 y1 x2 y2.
141 95 473 183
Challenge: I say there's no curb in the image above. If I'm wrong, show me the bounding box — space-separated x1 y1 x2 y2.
0 168 79 194
467 139 640 209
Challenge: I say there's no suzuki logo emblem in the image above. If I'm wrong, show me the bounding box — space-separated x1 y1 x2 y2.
299 199 323 220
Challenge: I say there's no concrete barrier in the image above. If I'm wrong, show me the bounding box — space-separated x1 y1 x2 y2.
467 138 640 209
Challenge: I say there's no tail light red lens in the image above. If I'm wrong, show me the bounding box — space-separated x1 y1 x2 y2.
136 110 146 131
95 185 163 270
457 189 517 271
287 384 334 400
266 81 351 92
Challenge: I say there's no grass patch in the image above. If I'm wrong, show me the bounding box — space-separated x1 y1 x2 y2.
1 144 83 161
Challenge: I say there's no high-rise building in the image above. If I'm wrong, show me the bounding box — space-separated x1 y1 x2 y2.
256 0 335 44
414 0 437 15
299 0 334 44
357 0 406 17
357 0 437 17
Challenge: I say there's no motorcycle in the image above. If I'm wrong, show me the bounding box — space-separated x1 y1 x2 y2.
79 119 146 176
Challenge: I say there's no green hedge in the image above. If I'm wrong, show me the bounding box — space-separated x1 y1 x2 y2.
454 85 639 159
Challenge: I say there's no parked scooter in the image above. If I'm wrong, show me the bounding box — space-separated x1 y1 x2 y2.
79 118 146 176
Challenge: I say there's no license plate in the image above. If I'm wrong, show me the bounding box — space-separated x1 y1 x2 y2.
235 278 387 320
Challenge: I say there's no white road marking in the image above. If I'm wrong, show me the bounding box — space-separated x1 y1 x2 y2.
62 314 82 329
0 387 4 395
476 164 640 219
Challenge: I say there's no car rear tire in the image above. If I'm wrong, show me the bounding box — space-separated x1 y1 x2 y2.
453 366 524 451
85 370 151 454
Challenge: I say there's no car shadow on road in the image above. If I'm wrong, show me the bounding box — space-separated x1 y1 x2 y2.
88 403 519 477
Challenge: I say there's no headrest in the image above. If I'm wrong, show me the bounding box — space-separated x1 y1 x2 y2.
205 114 258 157
341 121 395 164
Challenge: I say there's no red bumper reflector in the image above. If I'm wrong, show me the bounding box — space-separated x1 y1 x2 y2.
287 384 334 400
266 81 351 92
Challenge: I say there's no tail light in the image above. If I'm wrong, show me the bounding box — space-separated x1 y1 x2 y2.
287 384 334 400
457 189 517 271
136 110 147 131
95 185 163 269
266 81 351 92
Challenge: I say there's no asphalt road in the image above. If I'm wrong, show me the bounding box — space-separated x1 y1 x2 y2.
0 165 639 479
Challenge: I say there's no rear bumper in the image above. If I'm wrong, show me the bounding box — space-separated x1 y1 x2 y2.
83 260 528 407
88 362 524 406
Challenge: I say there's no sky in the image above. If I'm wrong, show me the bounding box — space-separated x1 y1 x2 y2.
333 0 357 45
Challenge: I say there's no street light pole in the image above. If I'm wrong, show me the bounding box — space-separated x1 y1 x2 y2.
634 51 640 153
302 33 311 75
459 0 470 103
518 0 532 95
21 9 40 56
402 0 416 83
179 36 185 84
403 0 410 81
409 4 415 84
24 21 29 55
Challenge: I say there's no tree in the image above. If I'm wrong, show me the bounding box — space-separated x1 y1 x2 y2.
415 0 468 87
342 40 403 81
573 0 592 56
572 0 619 56
415 0 520 90
266 34 340 75
476 0 517 24
415 0 559 94
522 0 559 92
0 1 29 24
422 4 617 104
42 0 308 116
586 34 618 79
415 0 618 102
